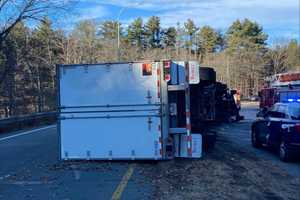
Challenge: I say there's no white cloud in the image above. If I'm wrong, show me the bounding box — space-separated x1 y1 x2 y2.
75 4 108 21
75 0 299 40
95 0 298 11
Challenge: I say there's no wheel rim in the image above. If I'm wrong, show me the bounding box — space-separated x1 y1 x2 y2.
280 142 286 159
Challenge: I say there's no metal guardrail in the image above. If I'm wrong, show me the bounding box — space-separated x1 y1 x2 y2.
0 112 57 132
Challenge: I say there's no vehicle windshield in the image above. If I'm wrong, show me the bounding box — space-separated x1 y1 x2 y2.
288 103 300 120
271 103 300 119
269 104 287 118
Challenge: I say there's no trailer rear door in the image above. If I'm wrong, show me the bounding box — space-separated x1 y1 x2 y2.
58 62 162 160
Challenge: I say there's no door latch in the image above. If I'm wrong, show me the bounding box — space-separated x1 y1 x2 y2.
146 90 152 104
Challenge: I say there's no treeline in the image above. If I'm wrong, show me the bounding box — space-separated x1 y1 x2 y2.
0 16 300 118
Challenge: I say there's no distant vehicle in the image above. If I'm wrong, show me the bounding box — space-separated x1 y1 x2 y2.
259 71 300 109
251 102 300 162
250 95 259 101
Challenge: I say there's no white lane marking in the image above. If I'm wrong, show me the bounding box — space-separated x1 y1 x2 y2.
0 181 52 185
0 125 56 142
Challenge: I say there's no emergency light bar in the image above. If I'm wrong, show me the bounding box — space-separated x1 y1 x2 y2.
287 99 300 102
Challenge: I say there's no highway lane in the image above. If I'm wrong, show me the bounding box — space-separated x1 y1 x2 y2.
211 103 300 177
0 126 153 200
1 104 299 199
0 126 57 180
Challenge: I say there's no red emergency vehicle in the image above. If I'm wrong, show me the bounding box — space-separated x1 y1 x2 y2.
259 72 300 109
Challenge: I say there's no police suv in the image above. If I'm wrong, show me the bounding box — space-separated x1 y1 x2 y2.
251 102 300 162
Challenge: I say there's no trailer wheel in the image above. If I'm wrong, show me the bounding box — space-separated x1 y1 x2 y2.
202 131 216 151
200 67 216 82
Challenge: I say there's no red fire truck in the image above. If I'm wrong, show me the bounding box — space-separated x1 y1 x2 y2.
259 72 300 109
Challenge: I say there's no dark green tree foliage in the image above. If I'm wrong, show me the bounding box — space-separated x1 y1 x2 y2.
29 17 59 112
1 25 19 116
0 19 61 117
162 27 177 48
226 19 268 52
145 16 161 48
224 19 268 96
127 17 144 48
1 22 30 116
31 17 58 66
198 26 223 54
1 16 299 117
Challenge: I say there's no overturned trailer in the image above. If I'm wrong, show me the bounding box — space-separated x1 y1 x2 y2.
57 61 239 160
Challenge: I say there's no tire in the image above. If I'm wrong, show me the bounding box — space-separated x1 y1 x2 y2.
251 126 262 148
202 131 217 151
200 67 216 82
279 141 291 162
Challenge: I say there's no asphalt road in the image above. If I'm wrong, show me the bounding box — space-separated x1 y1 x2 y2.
0 103 299 200
0 126 153 200
211 102 300 177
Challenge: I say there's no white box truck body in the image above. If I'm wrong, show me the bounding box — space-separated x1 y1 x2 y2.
57 61 202 160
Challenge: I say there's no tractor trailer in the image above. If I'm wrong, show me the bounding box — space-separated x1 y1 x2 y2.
57 61 239 160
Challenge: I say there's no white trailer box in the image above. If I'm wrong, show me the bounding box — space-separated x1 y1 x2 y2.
57 61 202 160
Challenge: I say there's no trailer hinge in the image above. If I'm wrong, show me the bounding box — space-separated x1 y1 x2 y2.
146 90 152 104
64 151 69 160
105 64 111 72
148 117 153 131
84 66 88 73
86 150 91 160
108 150 113 160
131 150 136 160
128 63 133 71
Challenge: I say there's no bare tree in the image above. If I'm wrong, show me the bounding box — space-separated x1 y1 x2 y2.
0 0 71 43
0 0 72 85
265 44 288 75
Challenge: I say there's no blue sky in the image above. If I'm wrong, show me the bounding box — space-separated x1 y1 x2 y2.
63 0 299 43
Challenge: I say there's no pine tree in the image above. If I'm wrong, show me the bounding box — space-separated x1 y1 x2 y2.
127 18 144 48
197 26 222 54
162 27 177 48
1 22 29 115
29 17 59 112
226 19 268 53
145 16 161 48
